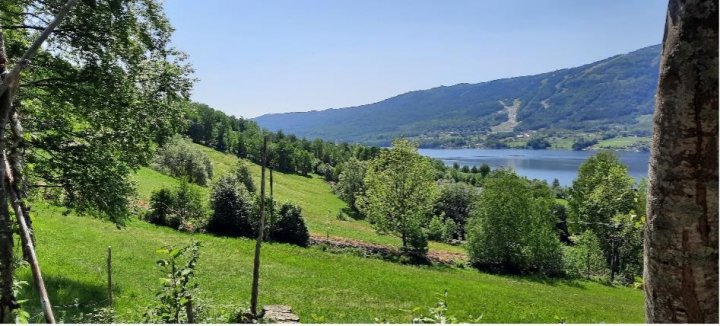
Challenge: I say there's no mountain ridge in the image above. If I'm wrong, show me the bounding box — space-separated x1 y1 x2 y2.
254 44 661 148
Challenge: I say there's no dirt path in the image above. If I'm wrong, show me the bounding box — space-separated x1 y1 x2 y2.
309 235 467 265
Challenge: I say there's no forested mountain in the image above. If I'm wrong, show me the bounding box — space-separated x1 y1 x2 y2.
254 45 660 147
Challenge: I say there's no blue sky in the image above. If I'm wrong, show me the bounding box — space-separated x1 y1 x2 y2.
164 0 667 118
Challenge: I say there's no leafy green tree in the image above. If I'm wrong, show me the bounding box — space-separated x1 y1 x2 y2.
333 158 367 212
207 175 256 238
2 0 193 223
426 215 446 242
232 162 256 193
358 139 438 255
564 230 608 279
433 182 477 240
268 203 309 247
568 152 635 279
527 138 551 149
466 169 563 274
478 164 491 177
145 181 206 232
153 136 214 186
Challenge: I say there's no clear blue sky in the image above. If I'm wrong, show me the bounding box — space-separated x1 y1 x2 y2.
164 0 667 118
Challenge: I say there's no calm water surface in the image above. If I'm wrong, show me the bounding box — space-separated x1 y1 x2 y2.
419 149 650 186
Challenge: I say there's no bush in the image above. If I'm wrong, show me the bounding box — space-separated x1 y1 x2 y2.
232 162 256 193
427 216 445 241
466 169 563 275
153 135 214 185
207 175 256 237
145 181 207 232
563 230 608 280
269 203 310 247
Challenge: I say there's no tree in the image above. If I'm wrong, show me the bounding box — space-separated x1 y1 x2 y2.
153 136 214 186
567 151 636 280
232 162 256 193
433 182 477 240
466 169 563 274
564 230 608 280
333 158 367 213
527 137 551 149
269 203 309 247
1 0 193 223
207 175 256 238
645 0 718 322
478 164 491 177
358 139 438 256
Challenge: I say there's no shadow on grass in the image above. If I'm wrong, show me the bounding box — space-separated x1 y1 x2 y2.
340 207 365 221
17 273 111 323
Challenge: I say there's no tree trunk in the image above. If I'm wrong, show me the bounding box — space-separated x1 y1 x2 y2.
0 26 17 324
644 0 718 323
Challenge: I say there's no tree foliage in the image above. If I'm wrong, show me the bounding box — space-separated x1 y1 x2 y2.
207 175 256 238
567 151 636 279
358 139 438 255
1 0 193 223
153 136 213 186
563 230 608 280
434 182 477 239
466 169 563 274
268 203 309 247
145 181 207 232
333 158 367 213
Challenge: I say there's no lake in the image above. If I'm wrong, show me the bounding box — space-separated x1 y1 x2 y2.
419 148 650 186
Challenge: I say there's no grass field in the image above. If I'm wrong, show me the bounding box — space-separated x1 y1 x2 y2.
131 141 463 254
18 202 645 323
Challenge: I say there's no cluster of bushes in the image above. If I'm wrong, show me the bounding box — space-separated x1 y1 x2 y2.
152 135 214 185
571 138 598 151
145 163 309 247
145 180 207 232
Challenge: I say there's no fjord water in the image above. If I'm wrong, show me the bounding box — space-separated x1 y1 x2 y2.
419 148 650 186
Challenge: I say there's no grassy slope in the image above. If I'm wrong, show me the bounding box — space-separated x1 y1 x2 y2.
131 141 463 254
20 202 644 323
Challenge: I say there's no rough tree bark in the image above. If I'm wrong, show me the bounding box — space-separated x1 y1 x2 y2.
644 0 718 323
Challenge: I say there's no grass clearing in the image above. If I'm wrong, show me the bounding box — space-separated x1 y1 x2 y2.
19 203 645 323
132 141 463 254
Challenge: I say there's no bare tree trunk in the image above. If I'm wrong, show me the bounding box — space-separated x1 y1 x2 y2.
645 0 718 323
250 135 268 317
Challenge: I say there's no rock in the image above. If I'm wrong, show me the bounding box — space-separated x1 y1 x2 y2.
262 305 300 324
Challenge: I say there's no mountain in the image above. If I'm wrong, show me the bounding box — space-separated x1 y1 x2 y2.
254 45 660 147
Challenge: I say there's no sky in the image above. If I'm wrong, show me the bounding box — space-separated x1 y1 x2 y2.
164 0 668 118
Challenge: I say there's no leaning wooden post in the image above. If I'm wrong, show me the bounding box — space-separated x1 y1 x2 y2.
106 246 112 306
250 135 268 317
3 157 55 323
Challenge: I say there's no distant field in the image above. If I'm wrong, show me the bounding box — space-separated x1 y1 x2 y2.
19 203 645 323
596 136 651 149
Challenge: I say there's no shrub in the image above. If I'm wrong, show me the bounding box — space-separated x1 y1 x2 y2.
207 175 256 237
269 203 309 247
443 219 457 242
466 169 563 275
232 162 256 193
427 216 445 241
144 241 201 324
563 230 608 280
153 136 214 185
145 181 207 232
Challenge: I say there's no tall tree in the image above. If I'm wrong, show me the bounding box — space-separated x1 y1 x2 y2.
358 139 438 255
568 151 636 280
645 0 718 322
0 0 193 223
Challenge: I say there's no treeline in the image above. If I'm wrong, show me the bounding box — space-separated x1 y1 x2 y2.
185 102 381 179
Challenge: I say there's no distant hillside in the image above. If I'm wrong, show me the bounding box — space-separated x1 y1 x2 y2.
255 45 660 147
